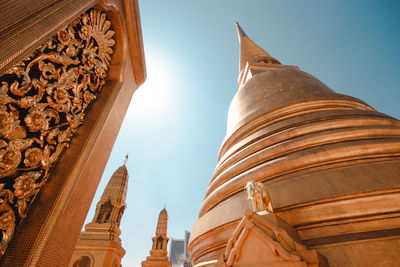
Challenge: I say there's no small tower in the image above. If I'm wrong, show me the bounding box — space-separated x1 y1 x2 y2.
69 162 129 267
142 208 172 267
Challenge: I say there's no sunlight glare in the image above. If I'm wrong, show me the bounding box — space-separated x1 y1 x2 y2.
127 50 179 119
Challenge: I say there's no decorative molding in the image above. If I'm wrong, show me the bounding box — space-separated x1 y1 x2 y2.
0 8 114 254
122 0 146 86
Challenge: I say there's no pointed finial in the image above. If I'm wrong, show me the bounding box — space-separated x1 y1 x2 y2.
163 203 166 209
124 154 129 165
235 22 281 84
235 22 248 41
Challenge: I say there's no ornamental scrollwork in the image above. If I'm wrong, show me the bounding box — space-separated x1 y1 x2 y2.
0 9 114 254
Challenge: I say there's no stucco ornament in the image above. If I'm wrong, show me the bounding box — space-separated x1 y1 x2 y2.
0 9 114 254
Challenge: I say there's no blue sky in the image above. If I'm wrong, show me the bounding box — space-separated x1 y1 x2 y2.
84 1 400 266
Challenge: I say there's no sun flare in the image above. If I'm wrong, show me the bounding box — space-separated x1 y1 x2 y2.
128 50 179 118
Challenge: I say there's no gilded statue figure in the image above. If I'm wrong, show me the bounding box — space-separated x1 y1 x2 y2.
245 181 273 213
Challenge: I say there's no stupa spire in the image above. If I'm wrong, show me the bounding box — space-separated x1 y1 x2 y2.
156 208 168 236
235 21 249 40
235 22 281 83
89 163 128 227
69 162 129 267
99 164 128 206
142 207 171 267
124 153 129 165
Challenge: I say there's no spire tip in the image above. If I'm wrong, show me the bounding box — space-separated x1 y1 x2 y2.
124 154 129 165
235 21 248 41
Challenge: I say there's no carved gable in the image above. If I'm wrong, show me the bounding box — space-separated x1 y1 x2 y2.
223 210 328 267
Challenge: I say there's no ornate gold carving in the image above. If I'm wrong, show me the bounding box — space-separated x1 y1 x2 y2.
0 184 14 254
0 9 114 254
245 181 273 213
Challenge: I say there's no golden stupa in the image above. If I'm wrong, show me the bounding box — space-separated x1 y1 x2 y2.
142 208 172 267
188 23 400 267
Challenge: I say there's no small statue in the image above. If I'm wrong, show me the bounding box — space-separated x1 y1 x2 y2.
245 181 273 213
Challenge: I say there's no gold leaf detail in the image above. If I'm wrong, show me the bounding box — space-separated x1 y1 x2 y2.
0 8 114 254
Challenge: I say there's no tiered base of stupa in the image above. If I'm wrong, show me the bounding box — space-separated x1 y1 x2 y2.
142 246 171 267
188 69 400 266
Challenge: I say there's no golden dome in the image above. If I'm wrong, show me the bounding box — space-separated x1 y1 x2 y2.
226 68 370 142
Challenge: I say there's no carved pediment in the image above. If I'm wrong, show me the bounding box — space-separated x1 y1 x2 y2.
222 210 328 267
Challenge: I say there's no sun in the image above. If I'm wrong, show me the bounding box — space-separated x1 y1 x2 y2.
127 49 179 118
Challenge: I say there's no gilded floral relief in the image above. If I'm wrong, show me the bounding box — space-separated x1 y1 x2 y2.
0 9 114 254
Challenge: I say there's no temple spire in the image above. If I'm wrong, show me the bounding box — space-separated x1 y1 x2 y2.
156 208 168 236
142 207 171 267
69 163 129 267
235 22 281 83
92 164 129 225
235 21 249 40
